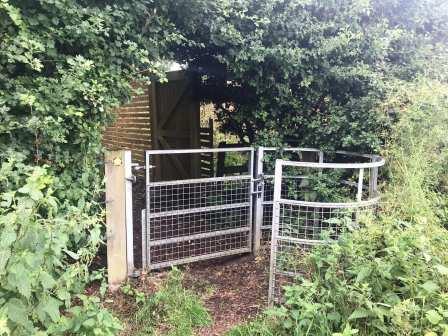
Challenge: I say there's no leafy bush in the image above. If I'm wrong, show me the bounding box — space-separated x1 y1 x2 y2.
0 153 122 334
167 0 448 151
228 79 448 336
270 220 448 335
0 1 181 334
132 268 211 336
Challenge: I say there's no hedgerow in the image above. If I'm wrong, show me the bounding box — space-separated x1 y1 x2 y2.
0 0 182 334
167 0 448 151
228 79 448 335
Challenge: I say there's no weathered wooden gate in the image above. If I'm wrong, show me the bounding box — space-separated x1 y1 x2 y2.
150 71 201 181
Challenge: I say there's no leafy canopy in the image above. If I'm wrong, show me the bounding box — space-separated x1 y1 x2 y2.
167 0 448 151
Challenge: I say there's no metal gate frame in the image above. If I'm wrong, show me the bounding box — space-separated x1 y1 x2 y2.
253 147 324 252
268 155 385 303
142 147 254 270
138 146 383 273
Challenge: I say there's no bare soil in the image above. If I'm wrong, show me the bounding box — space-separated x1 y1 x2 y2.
185 252 269 335
101 249 270 336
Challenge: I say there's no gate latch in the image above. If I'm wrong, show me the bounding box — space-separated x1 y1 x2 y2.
252 174 264 197
126 175 137 183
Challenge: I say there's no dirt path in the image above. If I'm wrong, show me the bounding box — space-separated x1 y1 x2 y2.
184 252 269 335
101 249 270 335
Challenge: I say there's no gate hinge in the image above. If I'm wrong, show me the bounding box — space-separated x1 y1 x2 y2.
131 163 145 171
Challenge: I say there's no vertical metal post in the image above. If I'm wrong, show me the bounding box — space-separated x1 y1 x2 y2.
145 151 150 270
369 166 378 197
318 150 324 176
124 151 134 276
268 159 283 304
318 150 324 163
357 168 364 202
253 147 264 255
247 148 255 251
141 209 147 270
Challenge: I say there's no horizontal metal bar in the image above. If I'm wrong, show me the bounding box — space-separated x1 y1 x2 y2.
147 175 251 187
261 147 322 153
261 225 272 229
263 174 308 179
148 202 250 218
261 147 382 161
276 236 328 245
278 158 385 169
148 247 251 270
335 150 382 161
145 147 253 155
149 227 250 246
278 196 380 208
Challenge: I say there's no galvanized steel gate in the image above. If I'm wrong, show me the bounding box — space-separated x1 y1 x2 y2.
140 147 384 280
267 154 385 303
142 148 254 270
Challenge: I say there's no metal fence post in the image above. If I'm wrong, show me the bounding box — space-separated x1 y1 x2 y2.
248 148 255 251
357 168 364 202
253 147 264 255
124 151 134 276
141 209 147 270
145 150 151 270
268 159 283 304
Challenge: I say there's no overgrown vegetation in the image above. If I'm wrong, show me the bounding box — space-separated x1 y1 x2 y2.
1 0 447 334
228 79 448 335
167 0 448 151
123 269 211 336
0 0 181 333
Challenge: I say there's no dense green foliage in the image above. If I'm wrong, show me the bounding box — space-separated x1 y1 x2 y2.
167 0 447 151
1 0 447 334
228 79 448 335
129 268 211 336
0 0 180 334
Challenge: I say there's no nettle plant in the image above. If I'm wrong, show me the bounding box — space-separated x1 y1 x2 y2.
0 153 117 334
0 0 183 334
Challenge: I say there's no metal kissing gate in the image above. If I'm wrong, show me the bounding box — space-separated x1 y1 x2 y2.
139 147 384 275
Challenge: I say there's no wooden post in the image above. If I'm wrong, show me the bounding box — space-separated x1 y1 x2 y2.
105 150 133 290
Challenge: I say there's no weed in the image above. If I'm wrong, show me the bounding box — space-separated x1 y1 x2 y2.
133 268 211 336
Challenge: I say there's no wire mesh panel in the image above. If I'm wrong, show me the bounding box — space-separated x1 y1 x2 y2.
144 148 254 270
268 157 384 303
254 148 323 245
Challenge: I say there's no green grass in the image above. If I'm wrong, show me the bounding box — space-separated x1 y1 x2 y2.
133 268 211 336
